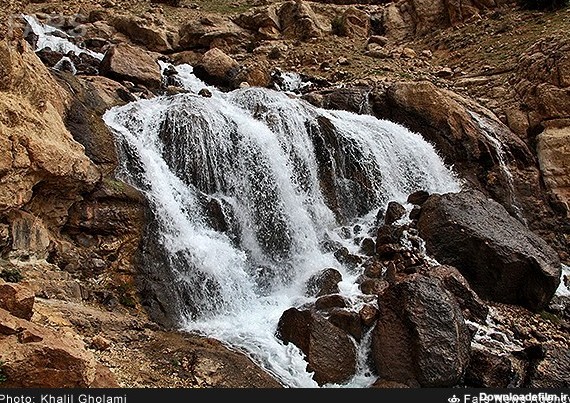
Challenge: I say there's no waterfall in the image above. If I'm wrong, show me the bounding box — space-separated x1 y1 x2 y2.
103 64 462 387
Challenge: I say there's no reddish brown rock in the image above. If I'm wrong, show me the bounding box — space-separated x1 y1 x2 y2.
0 279 35 320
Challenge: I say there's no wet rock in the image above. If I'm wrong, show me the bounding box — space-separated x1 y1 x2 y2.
418 189 561 311
371 274 471 387
276 307 357 385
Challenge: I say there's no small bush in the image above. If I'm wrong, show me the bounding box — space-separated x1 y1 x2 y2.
0 268 23 283
519 0 569 10
0 361 7 383
331 15 347 36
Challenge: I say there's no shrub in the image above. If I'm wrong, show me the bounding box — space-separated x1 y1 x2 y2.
0 268 23 283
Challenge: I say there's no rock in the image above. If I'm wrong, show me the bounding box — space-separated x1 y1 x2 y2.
527 344 570 387
99 43 162 91
178 15 249 53
384 201 406 225
536 120 570 212
371 274 471 387
428 265 489 324
335 7 370 38
276 307 357 385
193 47 239 89
7 210 51 260
514 37 570 132
232 5 282 40
278 1 325 41
314 294 347 310
0 280 35 320
0 40 100 217
407 190 430 206
0 308 117 387
110 15 176 53
417 189 561 310
305 267 342 297
328 308 363 341
464 345 527 387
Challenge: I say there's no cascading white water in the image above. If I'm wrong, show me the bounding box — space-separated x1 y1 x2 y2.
103 64 462 388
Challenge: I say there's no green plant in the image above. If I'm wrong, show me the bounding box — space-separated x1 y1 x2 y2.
0 268 23 283
331 15 347 36
116 283 137 308
0 361 7 383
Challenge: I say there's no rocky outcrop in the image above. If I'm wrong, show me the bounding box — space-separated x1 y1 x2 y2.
0 299 118 388
178 15 250 53
376 0 515 42
417 189 561 310
536 120 570 213
279 1 327 40
110 14 178 53
0 39 101 216
512 36 570 135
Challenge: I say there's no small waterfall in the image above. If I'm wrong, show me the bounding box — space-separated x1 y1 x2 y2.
22 14 104 74
103 64 462 387
469 111 526 224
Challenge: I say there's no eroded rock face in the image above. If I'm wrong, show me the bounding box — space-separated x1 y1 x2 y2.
0 40 101 216
371 274 471 387
537 121 570 212
279 1 326 40
513 37 570 133
378 0 514 41
417 189 561 310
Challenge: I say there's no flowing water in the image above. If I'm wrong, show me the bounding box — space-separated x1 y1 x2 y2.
24 14 465 387
103 63 462 387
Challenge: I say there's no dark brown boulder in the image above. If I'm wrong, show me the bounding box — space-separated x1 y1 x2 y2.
371 274 471 387
276 307 357 385
418 189 561 311
428 265 489 324
464 345 526 388
305 267 342 297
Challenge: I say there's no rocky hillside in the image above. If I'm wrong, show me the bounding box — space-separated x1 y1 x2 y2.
0 0 569 388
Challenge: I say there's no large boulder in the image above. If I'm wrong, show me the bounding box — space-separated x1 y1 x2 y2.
371 274 471 387
371 80 567 259
178 15 250 53
99 43 162 91
276 307 357 385
278 1 326 40
417 189 561 310
110 14 177 53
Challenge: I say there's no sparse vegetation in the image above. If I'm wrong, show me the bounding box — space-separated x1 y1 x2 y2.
0 361 7 383
519 0 569 10
0 268 23 283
